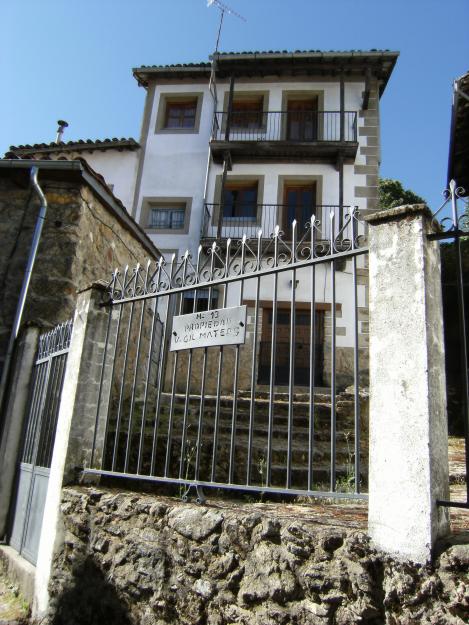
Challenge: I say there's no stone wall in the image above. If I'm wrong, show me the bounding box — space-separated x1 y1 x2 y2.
47 487 468 625
355 78 380 214
0 174 157 372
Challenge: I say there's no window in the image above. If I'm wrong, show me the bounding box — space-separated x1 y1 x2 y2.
286 97 319 141
223 182 258 220
231 97 264 129
155 93 203 133
141 197 192 233
165 99 197 129
182 290 218 314
148 204 185 230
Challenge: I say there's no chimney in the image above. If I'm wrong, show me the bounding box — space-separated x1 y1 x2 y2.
55 120 69 144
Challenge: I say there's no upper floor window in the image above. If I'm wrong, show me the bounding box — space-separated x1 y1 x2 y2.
149 205 185 229
231 97 264 129
165 99 197 129
155 93 204 134
286 97 319 141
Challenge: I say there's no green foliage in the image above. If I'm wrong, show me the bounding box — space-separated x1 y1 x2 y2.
378 178 426 210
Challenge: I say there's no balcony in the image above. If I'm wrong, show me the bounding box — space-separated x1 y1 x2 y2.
201 203 354 244
210 111 358 163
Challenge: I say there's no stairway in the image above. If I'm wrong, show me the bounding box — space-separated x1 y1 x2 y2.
102 388 369 494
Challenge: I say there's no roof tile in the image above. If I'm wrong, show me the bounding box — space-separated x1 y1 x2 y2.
7 137 140 156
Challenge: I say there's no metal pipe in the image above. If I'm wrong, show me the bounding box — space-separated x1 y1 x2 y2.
199 45 218 241
55 120 69 144
0 167 48 423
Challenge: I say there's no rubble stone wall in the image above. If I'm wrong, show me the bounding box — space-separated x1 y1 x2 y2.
0 176 156 371
46 487 469 625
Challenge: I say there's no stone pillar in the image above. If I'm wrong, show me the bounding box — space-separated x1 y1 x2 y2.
0 326 40 538
366 204 450 564
34 283 113 617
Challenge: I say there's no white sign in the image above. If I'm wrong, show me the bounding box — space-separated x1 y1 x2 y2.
170 305 247 351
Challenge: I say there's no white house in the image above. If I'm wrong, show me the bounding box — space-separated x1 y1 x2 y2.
7 49 399 389
128 50 398 388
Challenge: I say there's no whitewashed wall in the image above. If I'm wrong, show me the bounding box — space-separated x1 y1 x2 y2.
135 77 369 350
136 78 367 259
134 82 214 256
84 150 140 212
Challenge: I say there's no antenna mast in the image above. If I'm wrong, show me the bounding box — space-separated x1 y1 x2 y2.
207 0 246 54
207 0 246 102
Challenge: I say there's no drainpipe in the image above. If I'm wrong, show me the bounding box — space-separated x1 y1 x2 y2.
200 53 219 241
0 166 48 423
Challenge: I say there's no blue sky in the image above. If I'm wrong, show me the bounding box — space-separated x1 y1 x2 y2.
1 0 468 210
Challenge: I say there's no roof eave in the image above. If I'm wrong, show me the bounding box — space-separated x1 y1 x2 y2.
7 139 141 157
0 159 160 259
133 50 399 95
133 66 211 87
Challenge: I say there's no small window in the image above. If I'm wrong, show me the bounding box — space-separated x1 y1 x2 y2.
231 97 264 129
182 290 218 314
149 204 185 230
223 182 258 220
165 99 197 129
155 93 203 133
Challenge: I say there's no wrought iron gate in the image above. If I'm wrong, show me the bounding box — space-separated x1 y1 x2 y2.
431 180 469 509
85 211 369 501
9 320 72 564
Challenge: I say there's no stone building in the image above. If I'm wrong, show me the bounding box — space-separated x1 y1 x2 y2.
6 137 140 212
6 50 399 391
1 50 464 625
0 158 159 374
131 50 398 391
447 69 469 195
0 157 160 570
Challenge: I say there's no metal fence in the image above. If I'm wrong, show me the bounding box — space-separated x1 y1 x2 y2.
211 111 357 143
9 320 73 564
84 210 368 501
21 321 73 468
430 180 469 510
201 204 354 242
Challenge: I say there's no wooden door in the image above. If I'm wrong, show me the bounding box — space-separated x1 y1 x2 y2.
283 184 316 239
258 307 324 386
287 98 318 141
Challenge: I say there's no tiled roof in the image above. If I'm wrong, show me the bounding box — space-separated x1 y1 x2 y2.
134 49 395 71
136 61 211 70
133 49 399 92
215 49 394 55
7 137 140 157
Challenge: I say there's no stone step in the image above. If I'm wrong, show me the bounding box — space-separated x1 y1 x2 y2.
111 410 359 436
105 455 359 488
157 392 357 409
106 419 361 448
105 429 365 470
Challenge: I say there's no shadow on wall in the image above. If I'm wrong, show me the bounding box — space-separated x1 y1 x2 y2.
49 556 131 625
441 239 469 435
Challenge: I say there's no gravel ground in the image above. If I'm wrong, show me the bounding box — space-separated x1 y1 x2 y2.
0 560 30 624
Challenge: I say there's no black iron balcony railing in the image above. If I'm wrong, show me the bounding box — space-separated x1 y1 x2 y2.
211 111 357 143
201 204 355 241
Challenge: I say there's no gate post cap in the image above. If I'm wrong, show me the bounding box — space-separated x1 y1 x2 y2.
364 204 432 225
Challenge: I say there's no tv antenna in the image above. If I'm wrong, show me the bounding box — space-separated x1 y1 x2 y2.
207 0 246 53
